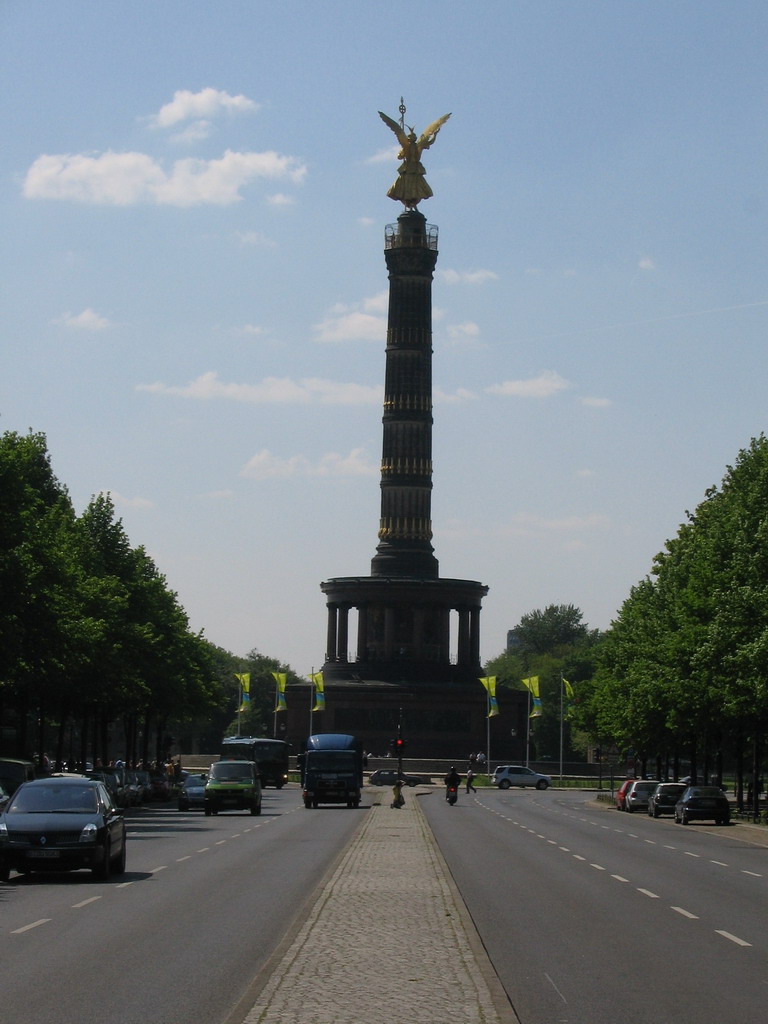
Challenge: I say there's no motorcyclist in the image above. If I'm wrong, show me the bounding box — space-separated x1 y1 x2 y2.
444 765 461 801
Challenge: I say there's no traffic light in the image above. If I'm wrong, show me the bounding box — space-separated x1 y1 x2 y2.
393 737 405 753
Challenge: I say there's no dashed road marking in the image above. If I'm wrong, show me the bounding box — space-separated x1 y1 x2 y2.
716 930 751 947
672 906 699 919
12 919 50 934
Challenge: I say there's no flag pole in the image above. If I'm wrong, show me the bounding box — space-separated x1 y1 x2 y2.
272 674 278 738
309 667 314 738
486 689 491 779
526 687 531 767
236 675 242 737
559 672 564 784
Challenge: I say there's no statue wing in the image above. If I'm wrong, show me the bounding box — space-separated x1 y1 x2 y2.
418 112 451 148
378 110 409 149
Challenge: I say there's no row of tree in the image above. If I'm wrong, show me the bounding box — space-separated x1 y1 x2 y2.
0 430 300 768
489 437 768 807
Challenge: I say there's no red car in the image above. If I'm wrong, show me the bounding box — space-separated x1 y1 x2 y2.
616 779 635 811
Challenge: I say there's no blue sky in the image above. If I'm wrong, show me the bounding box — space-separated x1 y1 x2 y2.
4 2 768 676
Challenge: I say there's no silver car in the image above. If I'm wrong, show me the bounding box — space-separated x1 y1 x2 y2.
492 765 551 790
624 779 659 813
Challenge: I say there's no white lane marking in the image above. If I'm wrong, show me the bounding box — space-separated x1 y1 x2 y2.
710 860 728 867
544 972 567 1003
716 930 752 947
176 855 191 862
672 907 699 919
742 870 762 877
150 865 167 873
197 847 210 853
72 896 101 909
611 875 629 883
573 854 586 861
12 919 50 934
685 852 700 858
591 864 606 871
637 888 659 899
215 840 226 846
116 880 134 888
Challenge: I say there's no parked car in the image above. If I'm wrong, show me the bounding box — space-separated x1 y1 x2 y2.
647 782 687 818
368 769 425 788
84 770 121 805
178 773 207 811
134 770 153 802
675 786 731 826
0 783 9 812
624 780 659 814
615 779 635 811
0 776 126 882
492 765 551 790
0 758 36 797
150 772 172 801
204 760 262 816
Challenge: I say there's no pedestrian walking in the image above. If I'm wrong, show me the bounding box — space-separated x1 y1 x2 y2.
466 768 476 794
391 777 405 809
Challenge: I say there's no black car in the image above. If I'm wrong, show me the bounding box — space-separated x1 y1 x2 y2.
368 769 425 788
647 782 687 818
674 785 731 826
0 776 127 882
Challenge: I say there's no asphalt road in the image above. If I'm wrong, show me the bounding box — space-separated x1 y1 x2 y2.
421 787 768 1024
0 786 363 1024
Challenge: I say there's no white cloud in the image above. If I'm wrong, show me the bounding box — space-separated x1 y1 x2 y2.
446 321 481 342
137 371 381 405
170 121 213 144
363 291 388 313
24 149 306 206
440 268 498 285
149 88 259 129
267 193 296 206
314 300 386 343
54 307 111 331
580 396 613 408
233 324 266 337
240 447 377 479
496 511 610 537
105 490 154 510
237 230 276 247
433 386 477 404
639 257 656 271
367 145 400 164
486 370 571 398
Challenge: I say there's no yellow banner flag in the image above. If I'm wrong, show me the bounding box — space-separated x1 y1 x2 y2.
522 676 540 698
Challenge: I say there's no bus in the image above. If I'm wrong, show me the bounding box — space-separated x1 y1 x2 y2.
220 736 290 788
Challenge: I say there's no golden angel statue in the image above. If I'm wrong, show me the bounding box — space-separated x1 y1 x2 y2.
378 107 451 207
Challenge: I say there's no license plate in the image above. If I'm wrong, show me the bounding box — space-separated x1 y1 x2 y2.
27 849 60 859
700 800 715 807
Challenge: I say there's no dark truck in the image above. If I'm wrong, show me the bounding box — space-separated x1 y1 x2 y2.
300 733 363 809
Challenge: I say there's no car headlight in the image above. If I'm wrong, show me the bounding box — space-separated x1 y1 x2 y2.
79 823 98 843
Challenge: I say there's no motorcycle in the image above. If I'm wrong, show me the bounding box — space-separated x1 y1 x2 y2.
446 785 458 806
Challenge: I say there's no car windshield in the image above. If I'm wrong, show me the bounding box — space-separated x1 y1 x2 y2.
210 763 252 782
185 776 206 787
689 787 723 797
633 783 658 793
8 784 99 814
